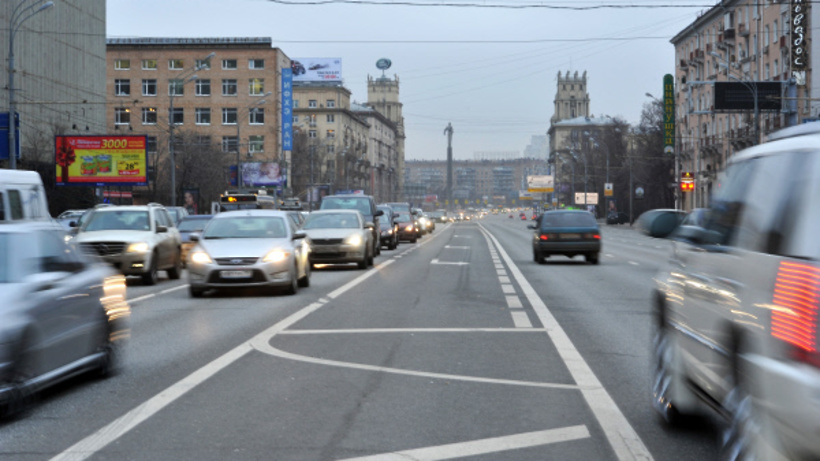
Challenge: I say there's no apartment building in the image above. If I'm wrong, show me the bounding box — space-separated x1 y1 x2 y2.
351 103 399 202
671 0 814 209
106 37 290 202
366 75 406 197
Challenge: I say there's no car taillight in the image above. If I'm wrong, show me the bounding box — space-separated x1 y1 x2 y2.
539 234 549 241
771 261 820 358
583 233 601 240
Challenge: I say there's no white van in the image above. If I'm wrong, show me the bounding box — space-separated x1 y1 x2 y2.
0 169 50 222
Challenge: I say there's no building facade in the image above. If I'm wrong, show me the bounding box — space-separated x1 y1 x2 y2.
351 103 399 202
2 0 107 163
106 37 290 204
366 75 405 198
672 0 814 209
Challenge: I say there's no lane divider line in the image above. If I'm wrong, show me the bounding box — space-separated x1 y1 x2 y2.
510 311 533 329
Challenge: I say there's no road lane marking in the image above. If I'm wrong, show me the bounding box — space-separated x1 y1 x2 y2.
444 245 470 249
506 296 523 309
338 425 590 461
628 261 639 266
478 224 653 461
501 284 515 294
499 276 510 284
127 293 155 304
431 259 469 266
510 311 533 328
158 285 187 295
605 254 615 258
496 270 506 276
278 328 548 334
494 264 504 269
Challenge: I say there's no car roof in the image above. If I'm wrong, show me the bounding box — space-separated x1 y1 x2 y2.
731 127 820 165
212 210 289 219
181 214 213 220
0 220 64 232
311 209 362 215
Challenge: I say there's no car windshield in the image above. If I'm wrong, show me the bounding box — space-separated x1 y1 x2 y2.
203 217 287 239
395 213 412 223
303 213 360 229
321 197 371 215
541 212 597 228
178 218 209 232
83 210 151 232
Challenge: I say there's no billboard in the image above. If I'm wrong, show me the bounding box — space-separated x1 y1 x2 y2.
291 58 342 82
241 162 287 187
55 135 148 186
0 113 20 160
527 175 554 193
714 81 783 111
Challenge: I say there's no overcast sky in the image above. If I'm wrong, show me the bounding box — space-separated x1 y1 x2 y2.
107 0 708 160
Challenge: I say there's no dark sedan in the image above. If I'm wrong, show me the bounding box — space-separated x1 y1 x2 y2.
178 215 213 266
530 210 601 264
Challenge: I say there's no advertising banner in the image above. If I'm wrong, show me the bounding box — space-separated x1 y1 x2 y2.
519 190 534 200
55 135 148 186
291 58 342 82
0 112 20 160
527 175 554 193
241 162 287 187
282 68 293 151
663 74 675 156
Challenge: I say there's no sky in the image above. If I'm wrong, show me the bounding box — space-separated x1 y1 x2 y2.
106 0 709 160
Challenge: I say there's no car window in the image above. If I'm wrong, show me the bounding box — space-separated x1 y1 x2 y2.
84 210 151 231
158 209 174 227
304 213 360 229
541 212 596 228
178 218 209 232
0 233 9 282
8 189 24 220
37 230 78 273
701 158 757 246
204 217 287 239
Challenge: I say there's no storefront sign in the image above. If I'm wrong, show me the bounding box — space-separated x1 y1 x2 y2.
792 0 808 71
663 74 675 155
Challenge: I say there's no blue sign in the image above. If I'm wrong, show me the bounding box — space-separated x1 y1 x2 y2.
281 68 293 151
0 112 20 160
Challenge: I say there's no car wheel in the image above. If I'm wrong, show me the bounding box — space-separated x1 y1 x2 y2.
1 334 36 419
166 249 182 280
375 241 381 256
141 252 159 285
533 250 539 263
411 235 417 243
189 285 205 298
651 314 698 426
367 249 374 267
298 259 311 288
284 265 298 295
586 253 600 265
357 253 368 269
95 327 122 379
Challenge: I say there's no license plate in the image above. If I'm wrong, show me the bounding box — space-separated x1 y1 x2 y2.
220 270 252 279
313 246 335 253
560 233 581 239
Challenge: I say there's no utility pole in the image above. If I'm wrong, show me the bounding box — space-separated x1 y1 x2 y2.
444 123 454 211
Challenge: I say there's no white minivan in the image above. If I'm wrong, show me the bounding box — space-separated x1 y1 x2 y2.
0 169 50 222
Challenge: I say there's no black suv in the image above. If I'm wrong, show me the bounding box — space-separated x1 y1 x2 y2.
320 194 383 256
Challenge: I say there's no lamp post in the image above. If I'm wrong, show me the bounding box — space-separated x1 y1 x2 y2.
168 52 214 206
7 0 53 170
235 92 271 189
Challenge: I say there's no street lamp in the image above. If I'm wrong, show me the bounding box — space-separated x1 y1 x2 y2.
168 52 215 205
7 0 53 169
236 92 271 189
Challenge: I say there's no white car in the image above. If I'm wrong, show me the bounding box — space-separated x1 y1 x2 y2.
652 123 820 459
302 210 374 269
186 210 311 297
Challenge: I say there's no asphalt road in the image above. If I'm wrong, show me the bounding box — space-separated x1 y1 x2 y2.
0 215 722 460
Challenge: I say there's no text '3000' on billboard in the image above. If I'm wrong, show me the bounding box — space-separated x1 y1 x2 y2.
55 135 148 186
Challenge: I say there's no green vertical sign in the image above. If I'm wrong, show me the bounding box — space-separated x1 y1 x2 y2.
663 74 675 155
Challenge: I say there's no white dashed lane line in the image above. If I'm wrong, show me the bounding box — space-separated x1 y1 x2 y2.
510 311 533 328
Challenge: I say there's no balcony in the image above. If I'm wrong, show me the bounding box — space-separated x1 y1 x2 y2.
723 28 736 42
738 23 749 37
763 44 769 55
679 59 689 69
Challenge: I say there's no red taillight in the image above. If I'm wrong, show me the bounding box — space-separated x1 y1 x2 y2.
539 234 549 241
771 261 820 353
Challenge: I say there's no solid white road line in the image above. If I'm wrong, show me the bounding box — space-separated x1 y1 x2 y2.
478 224 653 461
277 328 549 335
510 311 533 328
338 425 590 461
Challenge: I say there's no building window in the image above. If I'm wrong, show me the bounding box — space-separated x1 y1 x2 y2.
327 145 335 155
773 20 778 43
327 129 335 138
293 115 299 123
249 136 264 153
222 108 238 125
195 79 211 96
222 136 238 153
222 59 237 70
141 59 157 70
326 114 335 123
308 100 317 108
115 79 131 96
308 130 317 138
114 59 130 70
169 59 184 70
195 108 211 125
195 135 211 147
147 136 158 153
249 108 264 124
249 78 264 95
169 108 183 125
249 59 264 69
142 107 157 125
169 79 184 96
142 79 157 96
222 79 237 96
326 100 336 108
293 100 299 108
195 59 211 70
114 108 130 125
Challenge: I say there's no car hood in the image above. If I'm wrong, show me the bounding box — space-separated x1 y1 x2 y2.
74 230 155 243
197 238 292 258
303 229 361 240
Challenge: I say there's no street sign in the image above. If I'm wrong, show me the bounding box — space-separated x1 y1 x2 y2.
527 175 554 193
604 183 613 197
0 112 20 160
574 192 599 205
519 190 534 200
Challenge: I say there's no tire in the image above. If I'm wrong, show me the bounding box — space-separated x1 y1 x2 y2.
141 252 159 285
366 249 374 267
298 259 311 287
284 266 298 295
166 249 182 280
533 250 539 263
411 236 417 243
1 334 36 419
651 315 698 426
357 253 368 269
95 325 122 379
586 252 600 265
189 285 205 298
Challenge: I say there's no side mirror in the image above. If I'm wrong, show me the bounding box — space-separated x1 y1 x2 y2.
189 233 200 242
292 230 307 240
69 221 78 228
364 222 375 229
375 209 384 217
156 225 168 233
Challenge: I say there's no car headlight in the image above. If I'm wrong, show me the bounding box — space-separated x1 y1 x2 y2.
263 249 289 263
344 234 362 246
190 251 213 264
405 225 414 232
127 242 149 253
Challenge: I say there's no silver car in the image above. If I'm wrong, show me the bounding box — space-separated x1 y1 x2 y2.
0 221 130 418
186 210 311 297
302 210 374 269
